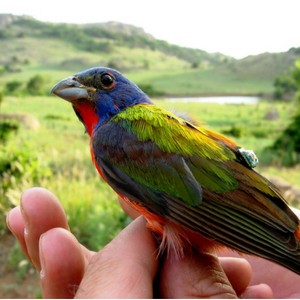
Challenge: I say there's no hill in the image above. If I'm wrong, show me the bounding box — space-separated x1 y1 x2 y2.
0 14 299 96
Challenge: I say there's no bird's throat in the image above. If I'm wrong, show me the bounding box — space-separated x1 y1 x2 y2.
73 102 100 136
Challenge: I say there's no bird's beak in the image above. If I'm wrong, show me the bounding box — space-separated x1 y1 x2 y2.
51 77 95 103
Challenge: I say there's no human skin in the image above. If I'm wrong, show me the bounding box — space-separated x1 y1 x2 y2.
6 187 300 298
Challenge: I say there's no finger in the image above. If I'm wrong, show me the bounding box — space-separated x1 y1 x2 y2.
159 250 238 298
241 283 273 299
39 228 86 298
20 187 69 270
75 216 158 298
219 257 252 295
219 257 273 298
6 206 29 259
118 197 141 219
217 248 298 298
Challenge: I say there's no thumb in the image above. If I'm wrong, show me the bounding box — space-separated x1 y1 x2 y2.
159 250 239 298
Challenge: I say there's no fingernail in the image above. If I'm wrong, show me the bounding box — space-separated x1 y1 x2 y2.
240 283 273 299
39 234 46 278
20 196 30 235
6 207 20 237
6 210 13 232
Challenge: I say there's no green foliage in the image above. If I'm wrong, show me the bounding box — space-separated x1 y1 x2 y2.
0 120 19 143
44 114 70 121
60 57 91 71
271 112 300 165
222 124 244 138
293 60 300 83
107 59 124 71
251 128 270 138
0 144 52 234
138 83 165 97
0 65 5 76
6 243 29 282
0 90 3 106
5 80 23 94
26 74 47 95
273 73 297 101
270 59 300 165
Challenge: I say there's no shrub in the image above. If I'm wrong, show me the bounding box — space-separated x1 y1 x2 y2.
0 120 19 143
251 128 269 138
0 145 51 235
271 112 300 165
5 80 23 94
222 125 244 138
26 74 47 95
138 83 165 97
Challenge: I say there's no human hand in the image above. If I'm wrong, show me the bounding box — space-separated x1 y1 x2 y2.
7 187 277 298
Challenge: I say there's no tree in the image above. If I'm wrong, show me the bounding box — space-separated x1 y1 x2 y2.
292 59 300 104
273 74 297 101
271 59 300 165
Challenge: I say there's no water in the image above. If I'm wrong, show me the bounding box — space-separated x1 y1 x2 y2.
166 96 259 104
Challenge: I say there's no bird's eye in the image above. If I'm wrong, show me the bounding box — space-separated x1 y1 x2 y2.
100 73 115 89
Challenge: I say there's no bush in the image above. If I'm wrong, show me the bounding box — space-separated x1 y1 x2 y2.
251 128 269 138
0 145 51 235
5 80 23 94
271 112 300 165
222 125 244 138
138 83 165 97
0 120 19 143
26 74 47 95
273 74 297 101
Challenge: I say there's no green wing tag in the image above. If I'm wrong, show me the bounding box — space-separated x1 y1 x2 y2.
236 147 259 168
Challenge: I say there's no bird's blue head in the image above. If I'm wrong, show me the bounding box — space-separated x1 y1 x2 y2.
52 67 152 134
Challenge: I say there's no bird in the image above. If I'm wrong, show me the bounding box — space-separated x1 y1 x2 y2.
52 67 300 275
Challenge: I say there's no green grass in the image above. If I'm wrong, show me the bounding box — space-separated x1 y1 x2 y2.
1 96 127 249
134 68 273 95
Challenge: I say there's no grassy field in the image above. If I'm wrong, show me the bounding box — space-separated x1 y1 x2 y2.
1 95 300 247
129 68 273 96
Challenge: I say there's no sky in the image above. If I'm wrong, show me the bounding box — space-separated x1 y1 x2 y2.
0 0 299 59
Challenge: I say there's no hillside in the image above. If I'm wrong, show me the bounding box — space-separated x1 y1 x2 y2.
0 14 299 96
0 14 226 67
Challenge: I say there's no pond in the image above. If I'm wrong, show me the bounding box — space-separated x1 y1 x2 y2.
166 96 260 104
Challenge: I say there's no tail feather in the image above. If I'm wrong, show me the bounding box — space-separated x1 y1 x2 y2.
166 194 300 275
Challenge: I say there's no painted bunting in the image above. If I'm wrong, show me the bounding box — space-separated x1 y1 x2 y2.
52 67 300 275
